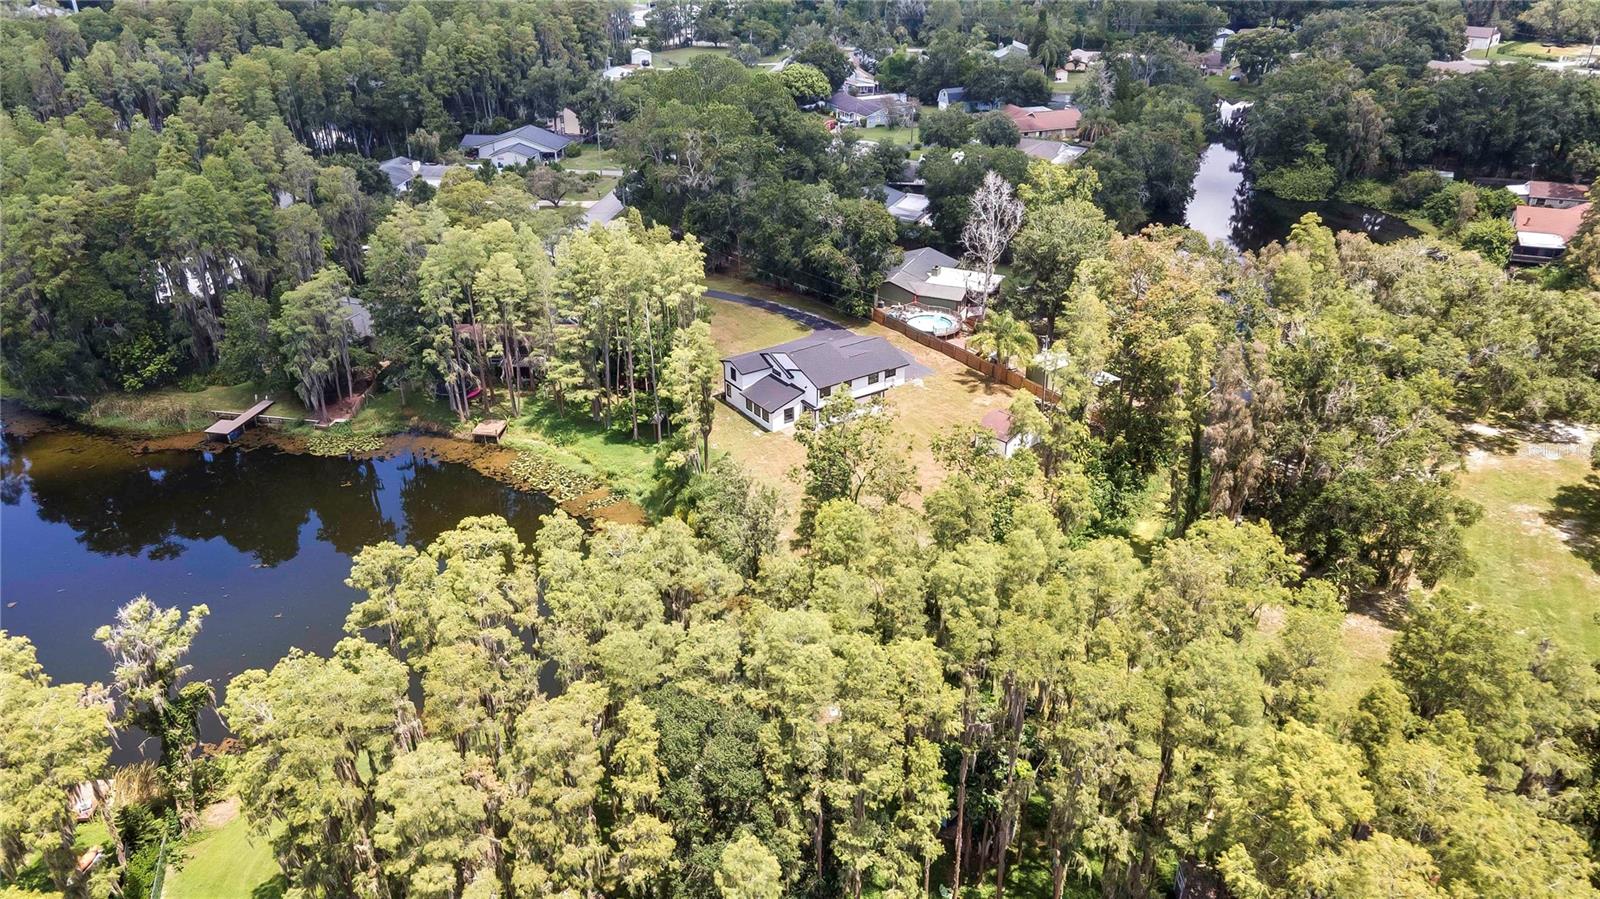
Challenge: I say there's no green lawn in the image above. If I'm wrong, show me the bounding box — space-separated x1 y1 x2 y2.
1443 444 1600 656
1491 40 1596 62
563 145 629 172
1052 70 1091 91
837 123 920 147
0 819 111 896
652 46 732 67
1204 73 1264 102
80 383 310 434
164 809 284 899
569 171 617 199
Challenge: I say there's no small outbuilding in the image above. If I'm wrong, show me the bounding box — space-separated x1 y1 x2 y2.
980 408 1038 458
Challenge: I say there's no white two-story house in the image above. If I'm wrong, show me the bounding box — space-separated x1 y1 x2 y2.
722 331 914 431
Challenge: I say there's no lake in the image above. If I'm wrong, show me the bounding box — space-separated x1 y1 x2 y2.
1178 142 1421 251
0 412 554 750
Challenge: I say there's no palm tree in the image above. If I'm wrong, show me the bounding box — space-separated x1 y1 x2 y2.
966 311 1038 380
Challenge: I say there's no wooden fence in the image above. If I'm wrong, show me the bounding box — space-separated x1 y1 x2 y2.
872 309 1062 405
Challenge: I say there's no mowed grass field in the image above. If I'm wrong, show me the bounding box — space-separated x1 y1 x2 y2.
1443 438 1600 656
164 801 284 899
704 275 1018 527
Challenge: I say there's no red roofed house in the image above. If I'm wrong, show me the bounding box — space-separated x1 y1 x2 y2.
1510 202 1590 264
1002 104 1081 140
1519 180 1591 209
980 408 1039 458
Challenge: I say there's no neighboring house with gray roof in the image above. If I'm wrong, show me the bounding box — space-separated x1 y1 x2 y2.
459 124 574 167
883 186 932 225
877 247 1005 315
379 156 451 192
993 39 1029 60
722 331 913 431
582 189 626 228
1017 137 1087 166
829 90 913 127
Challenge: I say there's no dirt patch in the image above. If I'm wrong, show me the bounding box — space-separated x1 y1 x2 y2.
0 401 60 439
199 797 240 830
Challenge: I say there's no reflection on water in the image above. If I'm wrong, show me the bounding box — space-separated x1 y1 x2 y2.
1179 143 1421 251
0 419 552 749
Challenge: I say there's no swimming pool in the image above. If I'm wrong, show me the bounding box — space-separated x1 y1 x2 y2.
905 312 960 338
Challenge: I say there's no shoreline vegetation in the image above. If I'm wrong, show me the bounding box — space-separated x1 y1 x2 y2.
0 399 647 527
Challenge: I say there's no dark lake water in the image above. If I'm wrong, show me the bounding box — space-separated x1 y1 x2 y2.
1179 142 1421 251
0 416 553 750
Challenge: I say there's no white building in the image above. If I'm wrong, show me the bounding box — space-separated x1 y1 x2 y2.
883 186 932 226
632 47 653 67
1465 25 1501 53
722 331 914 431
458 124 574 167
378 156 451 192
980 408 1038 458
845 66 880 96
993 40 1029 61
1018 137 1087 166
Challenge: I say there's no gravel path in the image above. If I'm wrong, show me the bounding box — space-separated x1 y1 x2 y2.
703 288 847 332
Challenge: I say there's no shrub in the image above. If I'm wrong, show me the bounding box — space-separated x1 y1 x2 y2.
1423 182 1478 231
1335 178 1392 209
1393 170 1446 208
1257 145 1337 202
1475 186 1518 220
1458 218 1516 266
565 144 584 158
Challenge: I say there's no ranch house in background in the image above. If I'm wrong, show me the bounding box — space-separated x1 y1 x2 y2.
878 247 1006 317
722 331 913 431
1003 104 1081 140
459 124 575 167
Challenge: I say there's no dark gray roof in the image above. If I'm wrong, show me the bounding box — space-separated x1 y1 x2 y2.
940 86 967 101
490 140 561 158
459 124 574 153
726 331 910 391
379 156 415 189
889 246 960 280
830 90 891 117
743 377 803 411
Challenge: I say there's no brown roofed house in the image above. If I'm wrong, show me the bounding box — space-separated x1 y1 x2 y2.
1002 104 1081 139
1525 180 1591 208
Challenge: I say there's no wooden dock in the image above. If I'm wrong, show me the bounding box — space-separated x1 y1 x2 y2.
472 419 508 444
205 399 275 442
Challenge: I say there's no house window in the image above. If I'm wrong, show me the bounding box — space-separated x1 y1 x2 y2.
867 372 880 385
760 408 770 423
745 398 756 414
784 407 795 424
819 386 831 398
882 367 898 380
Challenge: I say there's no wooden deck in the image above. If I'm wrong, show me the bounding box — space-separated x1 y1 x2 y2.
205 399 275 441
472 419 508 443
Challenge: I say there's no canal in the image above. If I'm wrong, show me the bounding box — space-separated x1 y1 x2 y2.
1178 142 1421 251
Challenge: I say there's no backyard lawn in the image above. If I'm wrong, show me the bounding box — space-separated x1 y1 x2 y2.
1489 40 1598 62
164 802 284 899
652 46 732 67
1443 431 1600 656
704 275 1018 526
563 145 629 172
846 124 920 146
